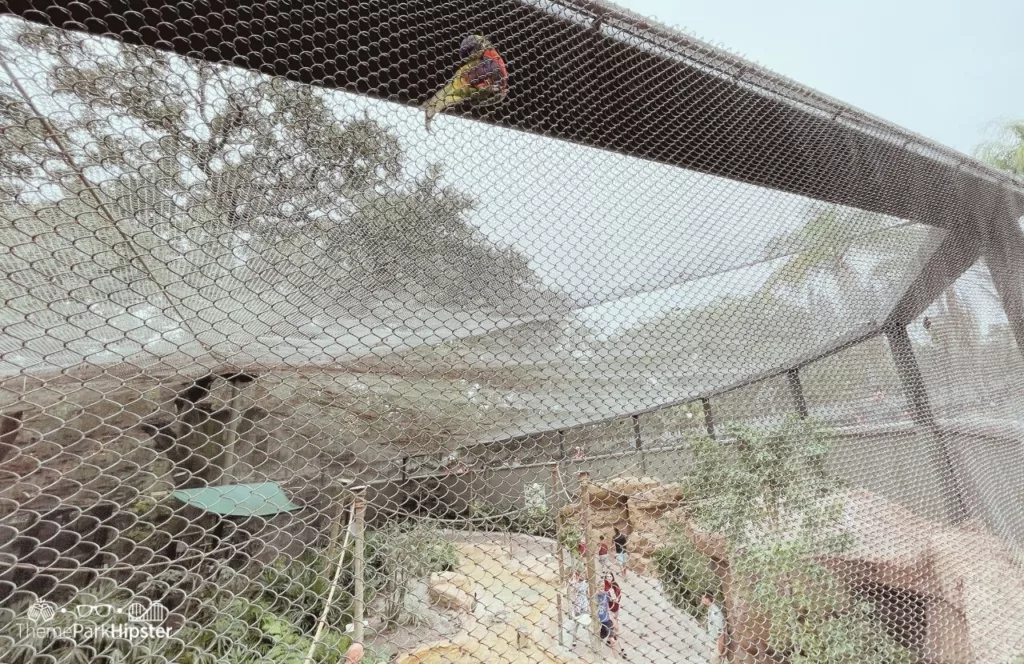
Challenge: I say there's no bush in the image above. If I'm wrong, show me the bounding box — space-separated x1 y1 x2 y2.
366 521 459 629
652 526 722 620
684 417 914 664
468 500 562 539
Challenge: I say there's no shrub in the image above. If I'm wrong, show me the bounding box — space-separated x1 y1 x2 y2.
366 521 459 629
652 526 722 620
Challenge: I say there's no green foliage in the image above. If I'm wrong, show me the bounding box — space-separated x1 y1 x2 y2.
468 501 558 539
681 417 913 663
366 521 459 629
2 582 164 664
172 597 354 664
1 21 540 309
257 551 350 634
558 521 584 558
975 120 1024 176
652 526 722 620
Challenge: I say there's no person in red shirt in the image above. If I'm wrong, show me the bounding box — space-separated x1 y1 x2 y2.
603 571 622 633
598 535 611 568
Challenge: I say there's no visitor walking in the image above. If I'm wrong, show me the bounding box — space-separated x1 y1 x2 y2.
598 535 610 568
613 527 629 577
562 570 590 648
702 591 727 664
597 588 628 660
603 571 622 633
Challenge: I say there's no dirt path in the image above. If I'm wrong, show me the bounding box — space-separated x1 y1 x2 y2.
393 531 713 663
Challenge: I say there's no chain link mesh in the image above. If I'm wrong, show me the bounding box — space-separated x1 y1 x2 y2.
0 1 1023 662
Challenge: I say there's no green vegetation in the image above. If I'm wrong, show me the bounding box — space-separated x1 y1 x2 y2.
1 519 459 663
975 120 1024 176
366 521 459 629
468 500 557 538
657 417 913 663
652 525 722 620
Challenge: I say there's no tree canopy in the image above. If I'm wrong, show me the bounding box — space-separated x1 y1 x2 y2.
0 21 540 313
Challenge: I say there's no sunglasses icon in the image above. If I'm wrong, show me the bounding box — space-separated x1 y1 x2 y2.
75 604 116 619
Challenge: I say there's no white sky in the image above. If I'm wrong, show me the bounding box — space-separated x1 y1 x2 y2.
616 0 1024 156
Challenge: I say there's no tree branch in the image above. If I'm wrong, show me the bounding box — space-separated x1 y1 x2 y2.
0 55 206 351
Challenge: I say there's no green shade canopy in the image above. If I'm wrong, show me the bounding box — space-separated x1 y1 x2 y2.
172 482 301 517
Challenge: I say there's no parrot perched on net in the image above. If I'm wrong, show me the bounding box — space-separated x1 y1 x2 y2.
423 34 508 131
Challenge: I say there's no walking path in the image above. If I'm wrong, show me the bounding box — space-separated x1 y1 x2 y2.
392 532 714 663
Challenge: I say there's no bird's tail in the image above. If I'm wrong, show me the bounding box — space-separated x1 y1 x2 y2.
424 104 437 132
422 80 466 132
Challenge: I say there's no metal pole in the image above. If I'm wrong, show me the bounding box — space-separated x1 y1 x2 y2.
701 398 716 438
982 216 1024 357
787 368 809 418
552 463 566 646
220 378 244 481
578 472 601 648
885 324 967 524
631 414 647 474
352 485 367 643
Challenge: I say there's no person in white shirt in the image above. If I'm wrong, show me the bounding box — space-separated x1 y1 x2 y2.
562 569 591 648
702 592 727 664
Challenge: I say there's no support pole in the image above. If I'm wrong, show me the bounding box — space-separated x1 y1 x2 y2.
701 398 716 439
0 410 22 464
552 463 566 646
982 214 1024 357
220 378 244 481
787 368 809 418
351 485 367 643
558 430 567 461
631 414 647 474
578 472 601 646
886 324 967 524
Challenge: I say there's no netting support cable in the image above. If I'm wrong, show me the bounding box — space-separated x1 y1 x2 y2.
351 485 368 644
787 368 809 418
885 324 967 524
304 494 356 664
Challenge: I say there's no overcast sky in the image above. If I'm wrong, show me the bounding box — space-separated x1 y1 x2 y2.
617 0 1024 156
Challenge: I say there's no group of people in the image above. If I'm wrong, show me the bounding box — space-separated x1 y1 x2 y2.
564 527 631 659
567 527 729 662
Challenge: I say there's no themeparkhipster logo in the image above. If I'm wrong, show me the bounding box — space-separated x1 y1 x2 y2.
20 598 173 640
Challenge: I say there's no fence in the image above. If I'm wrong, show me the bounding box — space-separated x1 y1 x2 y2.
1 1 1024 663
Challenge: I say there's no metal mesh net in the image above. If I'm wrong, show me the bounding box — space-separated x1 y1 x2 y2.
1 1 1023 662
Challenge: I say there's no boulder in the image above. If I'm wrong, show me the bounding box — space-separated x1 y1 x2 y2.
430 571 474 595
428 578 476 613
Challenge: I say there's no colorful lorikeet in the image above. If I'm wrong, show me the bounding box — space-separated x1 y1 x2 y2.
423 34 507 131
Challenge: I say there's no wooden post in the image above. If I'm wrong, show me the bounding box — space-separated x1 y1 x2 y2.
578 472 601 646
351 485 367 643
787 368 809 418
552 463 566 646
